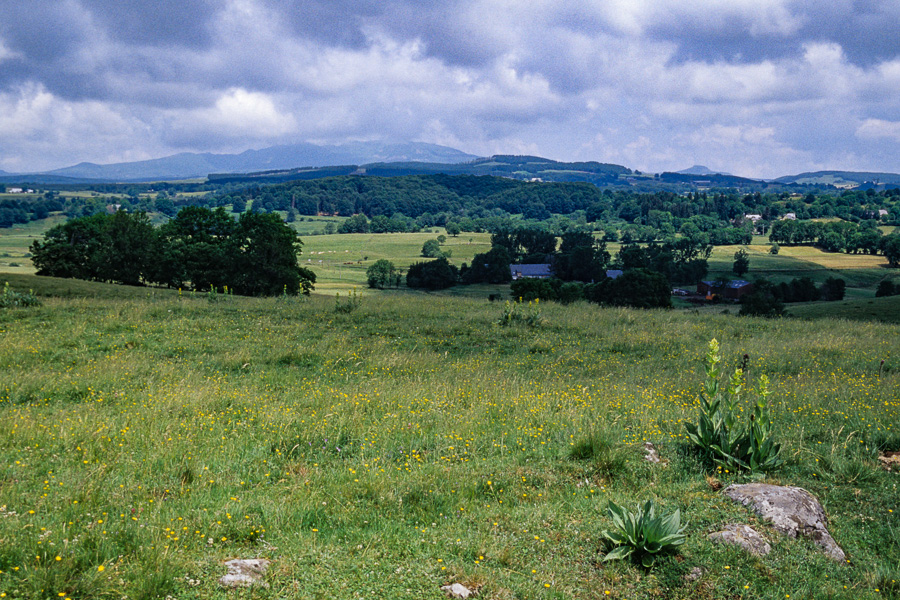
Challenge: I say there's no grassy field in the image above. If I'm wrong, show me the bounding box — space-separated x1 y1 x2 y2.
3 215 900 313
0 289 898 599
299 231 493 292
0 217 66 275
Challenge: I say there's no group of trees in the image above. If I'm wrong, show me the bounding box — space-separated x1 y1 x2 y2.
738 276 847 317
768 219 899 257
0 195 64 228
399 224 709 308
30 207 315 295
509 269 672 308
876 280 900 297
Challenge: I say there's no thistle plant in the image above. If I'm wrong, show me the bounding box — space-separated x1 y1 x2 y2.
684 339 783 474
601 499 687 567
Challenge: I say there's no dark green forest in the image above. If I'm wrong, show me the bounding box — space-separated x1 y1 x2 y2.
29 208 315 295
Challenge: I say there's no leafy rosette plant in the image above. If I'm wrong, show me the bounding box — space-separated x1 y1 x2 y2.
601 499 687 568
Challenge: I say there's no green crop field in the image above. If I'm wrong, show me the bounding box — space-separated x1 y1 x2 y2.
0 286 898 599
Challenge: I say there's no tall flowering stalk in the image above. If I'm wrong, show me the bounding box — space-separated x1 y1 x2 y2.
684 339 783 474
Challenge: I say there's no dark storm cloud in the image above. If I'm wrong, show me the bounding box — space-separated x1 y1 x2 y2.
83 0 218 46
264 0 381 49
0 1 89 64
648 1 900 66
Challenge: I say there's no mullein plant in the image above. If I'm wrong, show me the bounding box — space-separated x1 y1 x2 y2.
684 339 783 474
601 499 687 567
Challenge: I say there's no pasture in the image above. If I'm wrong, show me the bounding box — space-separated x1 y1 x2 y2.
0 290 898 599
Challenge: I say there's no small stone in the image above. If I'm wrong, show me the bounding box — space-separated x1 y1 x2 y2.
683 566 704 582
219 558 271 588
709 523 771 556
723 483 846 562
441 583 475 598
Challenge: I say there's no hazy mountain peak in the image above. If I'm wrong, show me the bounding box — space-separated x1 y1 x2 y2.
677 165 732 176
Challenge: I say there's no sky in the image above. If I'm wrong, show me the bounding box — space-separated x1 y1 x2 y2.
1 0 899 178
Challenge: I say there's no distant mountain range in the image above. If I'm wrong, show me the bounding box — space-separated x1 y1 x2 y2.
6 142 479 183
207 155 632 186
2 142 899 191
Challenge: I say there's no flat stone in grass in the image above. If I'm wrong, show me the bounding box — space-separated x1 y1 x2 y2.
723 483 846 562
708 523 771 556
219 558 271 588
441 583 476 598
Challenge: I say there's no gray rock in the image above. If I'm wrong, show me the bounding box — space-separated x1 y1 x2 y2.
441 583 475 598
723 483 846 562
643 442 663 464
708 523 771 556
219 558 271 588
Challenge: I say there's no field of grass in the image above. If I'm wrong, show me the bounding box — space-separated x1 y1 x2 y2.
3 215 899 315
300 231 493 292
0 289 898 599
0 217 67 274
706 244 894 300
788 294 900 324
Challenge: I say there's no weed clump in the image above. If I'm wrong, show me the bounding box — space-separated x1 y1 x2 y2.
334 288 362 313
497 299 543 327
0 281 40 308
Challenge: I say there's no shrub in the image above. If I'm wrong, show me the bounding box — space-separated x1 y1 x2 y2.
684 339 783 474
421 239 445 258
366 259 401 289
819 277 846 301
510 277 557 302
876 280 899 297
406 258 458 290
601 499 687 567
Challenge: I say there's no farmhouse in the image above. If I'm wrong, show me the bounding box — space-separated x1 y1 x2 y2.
510 264 552 280
697 279 754 300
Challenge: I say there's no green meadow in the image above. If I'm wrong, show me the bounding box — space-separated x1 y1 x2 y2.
1 218 900 599
0 285 898 600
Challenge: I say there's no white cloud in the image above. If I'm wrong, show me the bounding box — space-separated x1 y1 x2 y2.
593 0 802 37
856 119 900 143
0 84 144 171
0 38 17 62
2 0 900 175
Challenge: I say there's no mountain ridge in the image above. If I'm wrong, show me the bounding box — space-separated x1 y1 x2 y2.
38 142 480 182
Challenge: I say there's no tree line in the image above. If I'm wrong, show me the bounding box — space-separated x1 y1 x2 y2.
29 207 315 296
383 225 711 309
769 219 900 263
